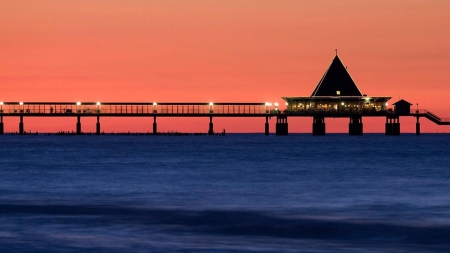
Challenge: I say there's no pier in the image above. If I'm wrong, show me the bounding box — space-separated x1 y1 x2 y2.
0 101 448 135
1 54 449 135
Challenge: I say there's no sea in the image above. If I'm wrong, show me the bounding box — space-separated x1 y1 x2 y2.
0 134 449 253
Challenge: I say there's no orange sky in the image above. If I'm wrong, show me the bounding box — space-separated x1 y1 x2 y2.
1 0 450 133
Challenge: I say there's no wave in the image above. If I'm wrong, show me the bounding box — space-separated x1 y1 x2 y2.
1 203 450 248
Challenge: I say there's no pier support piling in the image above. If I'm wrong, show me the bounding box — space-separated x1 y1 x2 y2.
153 116 157 135
0 116 3 135
349 117 363 135
385 117 391 135
19 115 24 135
265 117 269 135
208 116 214 135
76 116 82 135
394 120 400 135
416 117 420 136
96 116 100 135
276 115 288 135
385 116 400 135
312 116 325 135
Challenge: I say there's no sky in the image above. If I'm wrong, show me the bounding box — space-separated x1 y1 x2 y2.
1 0 450 133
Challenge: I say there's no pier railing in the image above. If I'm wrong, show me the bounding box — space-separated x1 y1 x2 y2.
0 102 273 115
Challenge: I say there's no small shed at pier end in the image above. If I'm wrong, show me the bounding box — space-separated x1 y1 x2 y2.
393 99 412 115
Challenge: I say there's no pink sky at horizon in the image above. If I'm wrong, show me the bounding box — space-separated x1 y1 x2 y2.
1 1 450 133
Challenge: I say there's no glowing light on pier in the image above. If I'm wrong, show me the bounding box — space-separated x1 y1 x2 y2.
76 102 81 106
208 102 214 113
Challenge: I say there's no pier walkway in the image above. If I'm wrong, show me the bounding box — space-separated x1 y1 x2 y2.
0 102 275 135
0 102 449 136
0 102 270 116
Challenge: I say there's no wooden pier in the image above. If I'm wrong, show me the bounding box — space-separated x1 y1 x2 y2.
0 101 448 135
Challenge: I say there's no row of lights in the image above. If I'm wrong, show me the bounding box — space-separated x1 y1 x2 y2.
265 102 288 106
0 102 23 106
0 102 103 106
291 102 389 107
0 102 206 108
1 101 293 107
340 102 389 106
265 102 289 111
76 102 101 106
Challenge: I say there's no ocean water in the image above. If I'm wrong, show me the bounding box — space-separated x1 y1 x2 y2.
0 134 450 252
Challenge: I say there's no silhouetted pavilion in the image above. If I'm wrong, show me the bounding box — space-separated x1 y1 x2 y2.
283 54 391 113
281 53 391 135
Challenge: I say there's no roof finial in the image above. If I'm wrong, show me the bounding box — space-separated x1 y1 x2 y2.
335 49 338 56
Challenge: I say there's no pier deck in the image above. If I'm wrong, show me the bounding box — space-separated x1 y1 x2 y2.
0 102 270 116
0 102 449 135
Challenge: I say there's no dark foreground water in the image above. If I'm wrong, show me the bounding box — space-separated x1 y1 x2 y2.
1 134 450 252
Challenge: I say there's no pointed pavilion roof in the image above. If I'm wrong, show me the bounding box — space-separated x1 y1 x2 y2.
311 55 362 97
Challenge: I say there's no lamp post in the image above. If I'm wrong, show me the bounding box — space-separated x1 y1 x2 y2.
96 102 101 113
209 102 214 113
